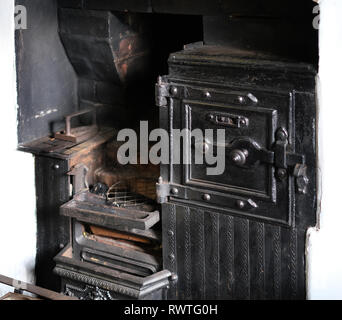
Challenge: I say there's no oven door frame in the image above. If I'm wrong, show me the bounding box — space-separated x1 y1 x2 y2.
160 78 300 227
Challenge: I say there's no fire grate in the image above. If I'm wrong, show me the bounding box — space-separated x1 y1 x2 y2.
106 184 152 208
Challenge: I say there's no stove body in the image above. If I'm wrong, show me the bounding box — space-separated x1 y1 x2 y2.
16 0 317 300
158 46 316 300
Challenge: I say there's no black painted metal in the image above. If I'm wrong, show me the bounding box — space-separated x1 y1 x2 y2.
61 191 160 230
35 156 71 292
203 15 318 66
159 45 317 299
58 0 315 18
54 246 171 300
72 221 162 277
16 0 318 300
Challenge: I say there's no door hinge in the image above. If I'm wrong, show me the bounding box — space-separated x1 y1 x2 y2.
155 77 182 107
155 77 170 107
156 178 186 204
156 177 170 204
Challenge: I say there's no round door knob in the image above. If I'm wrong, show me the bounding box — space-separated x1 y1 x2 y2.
230 149 248 166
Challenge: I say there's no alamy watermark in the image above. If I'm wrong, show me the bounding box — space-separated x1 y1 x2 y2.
116 122 226 176
313 4 320 30
15 5 27 30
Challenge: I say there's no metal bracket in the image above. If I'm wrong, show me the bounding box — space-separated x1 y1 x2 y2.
293 164 309 194
155 77 171 107
274 128 305 170
155 78 184 107
206 112 249 128
272 128 308 193
156 177 171 204
68 163 89 195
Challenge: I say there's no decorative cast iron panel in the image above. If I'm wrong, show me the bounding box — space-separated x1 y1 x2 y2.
159 45 316 300
162 203 306 300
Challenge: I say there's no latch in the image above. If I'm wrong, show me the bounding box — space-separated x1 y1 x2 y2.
225 128 308 194
273 128 308 194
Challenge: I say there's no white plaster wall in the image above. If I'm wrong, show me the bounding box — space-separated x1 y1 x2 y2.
307 0 342 300
0 0 36 296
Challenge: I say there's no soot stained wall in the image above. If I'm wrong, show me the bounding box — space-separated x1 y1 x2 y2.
16 0 78 144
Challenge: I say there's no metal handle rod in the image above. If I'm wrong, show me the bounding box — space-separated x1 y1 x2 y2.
0 274 78 300
65 108 96 136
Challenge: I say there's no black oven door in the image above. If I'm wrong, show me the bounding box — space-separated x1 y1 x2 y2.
158 80 309 226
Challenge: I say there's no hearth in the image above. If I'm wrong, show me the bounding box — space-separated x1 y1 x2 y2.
16 0 318 300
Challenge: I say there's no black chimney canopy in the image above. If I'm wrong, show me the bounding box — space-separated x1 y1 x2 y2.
58 0 315 18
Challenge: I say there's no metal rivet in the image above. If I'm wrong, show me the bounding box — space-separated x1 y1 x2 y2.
168 254 175 261
171 188 179 195
54 164 60 170
170 86 178 96
167 230 174 237
203 194 211 201
204 91 211 99
236 200 245 209
277 168 287 180
238 96 245 103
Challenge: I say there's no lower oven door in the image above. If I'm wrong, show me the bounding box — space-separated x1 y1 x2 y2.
72 220 162 277
160 81 310 226
54 245 172 300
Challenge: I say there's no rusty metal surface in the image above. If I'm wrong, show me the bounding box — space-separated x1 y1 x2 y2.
0 274 78 300
60 191 160 230
89 226 153 245
18 127 115 159
0 293 41 300
73 221 162 276
55 108 98 143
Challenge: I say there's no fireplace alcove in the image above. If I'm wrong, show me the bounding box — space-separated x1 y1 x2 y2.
16 0 318 300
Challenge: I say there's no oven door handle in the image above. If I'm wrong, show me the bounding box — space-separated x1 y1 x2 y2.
193 137 274 168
